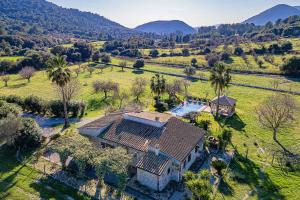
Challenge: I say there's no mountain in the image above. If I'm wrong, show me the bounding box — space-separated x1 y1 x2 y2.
0 0 131 39
244 4 300 25
135 20 196 35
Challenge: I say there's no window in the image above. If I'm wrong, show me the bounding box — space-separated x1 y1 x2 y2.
188 154 191 162
183 160 186 168
167 168 170 174
195 145 199 153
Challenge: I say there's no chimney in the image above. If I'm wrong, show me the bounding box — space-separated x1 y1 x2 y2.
154 144 160 156
155 116 160 122
144 140 149 150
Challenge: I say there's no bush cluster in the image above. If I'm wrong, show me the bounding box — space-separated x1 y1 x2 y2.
0 95 86 118
0 100 22 119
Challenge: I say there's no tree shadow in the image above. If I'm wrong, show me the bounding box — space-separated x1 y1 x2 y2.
0 146 36 198
224 58 234 64
219 114 246 132
132 70 144 74
8 83 27 89
228 152 285 200
218 178 234 196
87 97 112 111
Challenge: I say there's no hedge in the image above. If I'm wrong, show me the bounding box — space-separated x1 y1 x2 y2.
0 95 86 118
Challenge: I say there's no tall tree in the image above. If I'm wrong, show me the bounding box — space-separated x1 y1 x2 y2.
256 94 297 155
47 56 71 128
209 63 231 119
131 77 147 102
150 74 166 103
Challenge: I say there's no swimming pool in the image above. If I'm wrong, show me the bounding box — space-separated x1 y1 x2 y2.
170 101 205 117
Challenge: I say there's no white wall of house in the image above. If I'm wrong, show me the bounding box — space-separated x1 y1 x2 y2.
137 161 172 191
137 168 159 191
159 164 172 191
179 140 204 180
124 115 166 128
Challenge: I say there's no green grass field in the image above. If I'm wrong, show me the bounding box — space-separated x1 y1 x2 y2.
0 147 90 200
111 57 300 92
0 57 299 199
141 38 300 74
0 56 24 62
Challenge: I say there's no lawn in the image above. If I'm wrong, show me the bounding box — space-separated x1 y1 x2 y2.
149 38 300 74
0 147 91 200
112 57 300 92
0 56 24 62
0 60 299 199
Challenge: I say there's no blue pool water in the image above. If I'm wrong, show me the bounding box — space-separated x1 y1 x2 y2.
170 102 204 117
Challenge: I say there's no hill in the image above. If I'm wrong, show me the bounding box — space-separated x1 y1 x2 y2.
0 0 131 39
135 20 196 35
244 4 300 25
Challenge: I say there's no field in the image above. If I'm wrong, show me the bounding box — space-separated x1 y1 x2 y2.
0 61 299 199
0 56 24 62
142 38 300 74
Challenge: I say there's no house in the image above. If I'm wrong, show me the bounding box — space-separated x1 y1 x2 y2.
210 96 237 117
79 110 206 191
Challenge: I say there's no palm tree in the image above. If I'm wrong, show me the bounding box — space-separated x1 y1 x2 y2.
209 63 231 119
150 73 166 104
47 56 71 128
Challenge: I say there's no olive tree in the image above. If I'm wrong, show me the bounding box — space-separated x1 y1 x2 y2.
256 94 297 155
131 77 147 102
93 80 119 99
1 73 10 87
19 67 36 83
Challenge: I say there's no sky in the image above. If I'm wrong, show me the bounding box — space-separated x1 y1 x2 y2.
48 0 300 28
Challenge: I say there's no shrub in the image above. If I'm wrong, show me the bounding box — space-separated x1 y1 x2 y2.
5 95 24 107
49 100 86 117
48 100 64 117
101 53 111 64
280 56 300 76
0 101 22 119
149 49 159 58
206 54 220 67
14 118 42 150
198 120 211 131
111 50 120 56
211 159 227 176
182 49 190 57
184 66 196 77
234 47 244 56
133 59 145 70
24 95 47 114
220 52 231 61
68 101 86 117
154 101 168 113
191 58 198 67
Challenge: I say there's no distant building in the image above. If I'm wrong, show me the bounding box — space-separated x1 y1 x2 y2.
79 111 205 191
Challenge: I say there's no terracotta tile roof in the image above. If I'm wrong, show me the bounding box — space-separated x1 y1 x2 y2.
125 112 172 123
136 152 171 175
80 108 140 129
211 96 236 106
100 119 164 152
99 113 205 162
